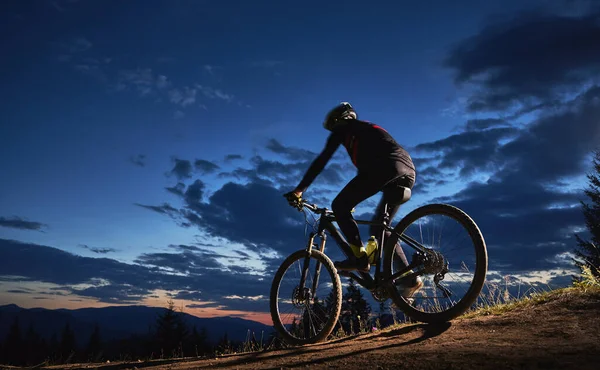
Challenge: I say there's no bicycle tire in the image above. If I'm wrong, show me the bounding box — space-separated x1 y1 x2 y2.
383 203 488 323
269 249 342 345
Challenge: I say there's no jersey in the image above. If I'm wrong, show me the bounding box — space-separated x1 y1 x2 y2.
296 119 416 192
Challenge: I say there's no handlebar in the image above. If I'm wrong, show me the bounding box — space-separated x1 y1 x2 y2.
285 196 352 216
295 198 328 214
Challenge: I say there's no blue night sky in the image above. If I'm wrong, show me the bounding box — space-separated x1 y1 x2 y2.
1 0 599 324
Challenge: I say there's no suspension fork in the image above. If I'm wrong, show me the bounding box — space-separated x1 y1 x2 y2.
298 232 317 298
310 233 327 296
298 232 327 303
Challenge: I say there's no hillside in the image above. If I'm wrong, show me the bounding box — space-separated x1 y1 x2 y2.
42 287 600 370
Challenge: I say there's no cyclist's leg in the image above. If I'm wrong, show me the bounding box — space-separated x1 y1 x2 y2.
331 173 386 271
370 194 409 266
370 174 422 296
369 174 415 268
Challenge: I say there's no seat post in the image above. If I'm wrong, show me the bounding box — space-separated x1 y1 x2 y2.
380 202 390 245
382 202 390 227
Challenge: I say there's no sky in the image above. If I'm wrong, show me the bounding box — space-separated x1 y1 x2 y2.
1 0 600 325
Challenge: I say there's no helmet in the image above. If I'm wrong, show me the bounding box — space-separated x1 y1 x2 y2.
323 102 357 131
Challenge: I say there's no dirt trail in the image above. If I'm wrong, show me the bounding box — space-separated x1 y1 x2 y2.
46 289 600 370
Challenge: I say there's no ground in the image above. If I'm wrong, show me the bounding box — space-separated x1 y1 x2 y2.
41 288 600 370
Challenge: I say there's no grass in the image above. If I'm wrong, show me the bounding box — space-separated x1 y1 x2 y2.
462 265 600 319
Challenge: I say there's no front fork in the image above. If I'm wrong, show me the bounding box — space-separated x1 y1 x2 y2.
297 232 327 303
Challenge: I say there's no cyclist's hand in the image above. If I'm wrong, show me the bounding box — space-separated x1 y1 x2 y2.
283 190 303 210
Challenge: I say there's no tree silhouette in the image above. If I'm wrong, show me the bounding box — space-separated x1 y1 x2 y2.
340 279 372 334
154 299 188 358
3 317 23 365
24 323 43 366
217 332 231 354
289 317 299 337
574 149 600 278
86 323 102 362
59 322 77 363
48 332 60 363
188 325 209 357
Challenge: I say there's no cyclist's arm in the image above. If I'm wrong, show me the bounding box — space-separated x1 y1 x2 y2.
294 133 341 192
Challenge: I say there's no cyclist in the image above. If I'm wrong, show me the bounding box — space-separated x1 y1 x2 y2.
284 102 423 298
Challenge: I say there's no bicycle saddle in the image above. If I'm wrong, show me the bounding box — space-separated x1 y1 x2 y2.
398 186 412 204
387 186 411 206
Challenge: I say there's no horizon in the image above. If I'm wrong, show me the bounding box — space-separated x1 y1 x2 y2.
2 0 600 326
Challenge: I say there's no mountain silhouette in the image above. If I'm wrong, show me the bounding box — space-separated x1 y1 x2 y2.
0 304 273 346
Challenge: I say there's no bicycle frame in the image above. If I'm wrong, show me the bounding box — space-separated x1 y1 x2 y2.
298 202 430 296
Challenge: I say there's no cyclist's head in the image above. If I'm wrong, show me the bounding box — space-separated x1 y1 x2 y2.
323 102 357 131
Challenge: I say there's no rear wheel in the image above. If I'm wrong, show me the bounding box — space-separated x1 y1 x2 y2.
270 249 342 345
384 203 488 323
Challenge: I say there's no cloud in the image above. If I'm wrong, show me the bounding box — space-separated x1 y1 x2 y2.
234 250 251 260
184 180 205 205
168 158 193 180
461 118 513 132
203 65 222 75
71 284 151 304
135 250 223 273
444 9 600 112
117 68 158 97
217 139 352 191
135 203 179 214
79 244 117 254
415 126 520 177
0 238 271 311
156 75 170 89
0 216 47 231
195 85 234 102
168 87 197 107
265 139 316 161
218 154 347 191
184 181 307 253
134 203 189 229
115 69 201 110
140 139 357 262
165 182 186 197
422 8 600 275
130 154 146 167
497 86 600 181
194 159 220 174
145 181 348 272
172 290 205 302
56 46 235 112
225 154 243 162
168 244 201 252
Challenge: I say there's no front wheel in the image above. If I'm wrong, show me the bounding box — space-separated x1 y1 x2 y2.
270 249 342 345
384 203 488 323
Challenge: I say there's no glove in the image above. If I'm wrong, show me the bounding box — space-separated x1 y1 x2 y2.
283 191 303 210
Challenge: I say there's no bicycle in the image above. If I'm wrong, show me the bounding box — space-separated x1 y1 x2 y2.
269 187 488 345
